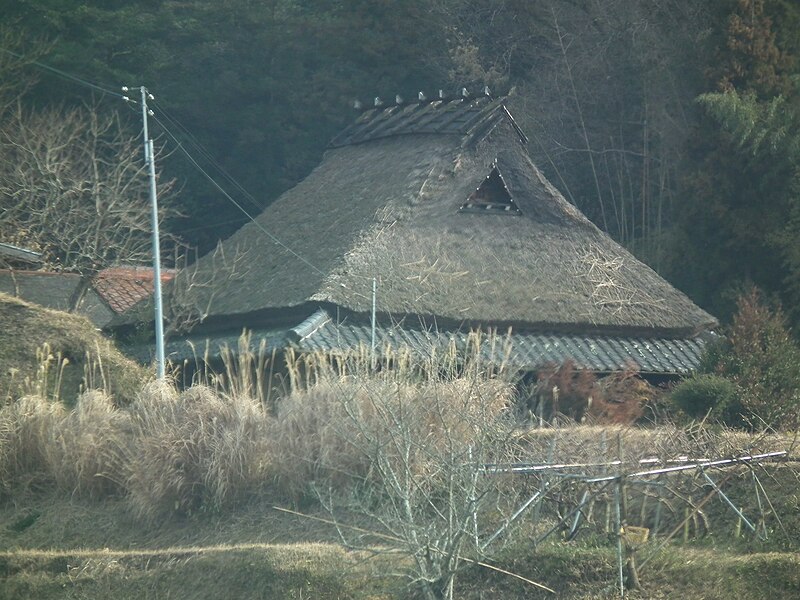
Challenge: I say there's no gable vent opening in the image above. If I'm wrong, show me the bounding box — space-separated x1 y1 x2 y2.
459 164 521 215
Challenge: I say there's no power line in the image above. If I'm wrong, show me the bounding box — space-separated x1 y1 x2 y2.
0 46 328 280
148 111 327 277
150 100 265 215
180 217 249 234
0 46 124 99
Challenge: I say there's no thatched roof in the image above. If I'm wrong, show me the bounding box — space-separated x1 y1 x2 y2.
187 95 715 337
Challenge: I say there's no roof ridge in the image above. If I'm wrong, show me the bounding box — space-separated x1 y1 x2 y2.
329 90 524 148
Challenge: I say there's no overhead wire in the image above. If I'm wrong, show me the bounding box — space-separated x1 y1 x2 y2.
179 217 249 234
2 46 328 278
0 46 124 99
148 111 328 277
149 99 266 214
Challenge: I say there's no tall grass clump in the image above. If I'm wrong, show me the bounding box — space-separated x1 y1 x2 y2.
271 376 512 500
46 390 131 498
182 332 281 410
0 395 65 494
9 343 71 404
125 381 271 521
272 339 515 499
0 391 131 499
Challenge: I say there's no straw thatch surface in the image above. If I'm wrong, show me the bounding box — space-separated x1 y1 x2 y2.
187 100 715 336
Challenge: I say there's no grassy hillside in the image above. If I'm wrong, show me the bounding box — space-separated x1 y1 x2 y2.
0 292 148 405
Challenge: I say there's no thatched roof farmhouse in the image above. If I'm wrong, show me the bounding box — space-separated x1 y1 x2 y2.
173 91 717 376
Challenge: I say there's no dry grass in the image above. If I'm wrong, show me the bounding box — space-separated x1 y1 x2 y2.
46 390 130 498
270 375 512 500
515 422 793 465
0 391 129 499
0 327 795 546
0 381 272 519
272 341 515 500
0 394 65 493
0 539 400 600
125 381 271 521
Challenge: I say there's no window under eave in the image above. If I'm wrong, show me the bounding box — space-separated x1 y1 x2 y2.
459 164 521 215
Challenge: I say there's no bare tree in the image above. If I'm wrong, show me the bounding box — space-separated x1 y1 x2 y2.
165 242 250 334
274 353 531 600
0 102 177 310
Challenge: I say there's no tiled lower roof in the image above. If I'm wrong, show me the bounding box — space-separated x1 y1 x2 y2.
290 311 708 375
150 310 708 374
132 327 289 364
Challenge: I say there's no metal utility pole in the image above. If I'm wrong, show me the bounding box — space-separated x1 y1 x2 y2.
122 85 166 379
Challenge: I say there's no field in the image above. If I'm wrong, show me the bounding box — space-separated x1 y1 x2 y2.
1 414 797 599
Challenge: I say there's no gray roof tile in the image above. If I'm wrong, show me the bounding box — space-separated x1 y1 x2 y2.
292 310 706 374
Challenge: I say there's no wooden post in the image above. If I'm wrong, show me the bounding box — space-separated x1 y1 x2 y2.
683 507 690 543
615 480 625 597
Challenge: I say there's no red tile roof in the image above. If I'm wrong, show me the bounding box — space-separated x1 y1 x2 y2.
93 266 176 314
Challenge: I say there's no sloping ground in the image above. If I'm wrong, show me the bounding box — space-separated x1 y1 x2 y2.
3 541 797 600
0 292 148 405
0 494 396 600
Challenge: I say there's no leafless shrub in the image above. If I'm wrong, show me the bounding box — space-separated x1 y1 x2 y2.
591 366 655 424
533 359 600 422
271 375 511 500
273 348 520 600
0 103 178 311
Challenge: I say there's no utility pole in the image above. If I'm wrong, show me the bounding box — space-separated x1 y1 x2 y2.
122 85 166 379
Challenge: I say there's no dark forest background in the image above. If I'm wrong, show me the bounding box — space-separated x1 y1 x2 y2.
2 0 800 327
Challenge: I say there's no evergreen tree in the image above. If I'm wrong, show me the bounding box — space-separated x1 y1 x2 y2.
669 0 800 323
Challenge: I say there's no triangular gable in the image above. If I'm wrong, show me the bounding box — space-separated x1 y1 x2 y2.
459 163 521 214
